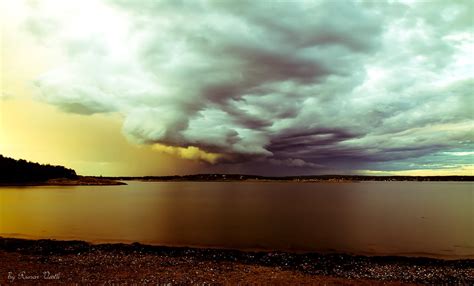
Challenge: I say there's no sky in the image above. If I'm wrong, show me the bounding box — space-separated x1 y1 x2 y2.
0 0 473 176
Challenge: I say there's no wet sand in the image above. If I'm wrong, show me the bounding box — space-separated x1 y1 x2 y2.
0 238 472 285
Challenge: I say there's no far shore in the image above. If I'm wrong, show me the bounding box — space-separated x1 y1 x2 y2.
0 176 126 187
105 174 474 183
0 237 472 284
1 174 472 187
137 178 358 183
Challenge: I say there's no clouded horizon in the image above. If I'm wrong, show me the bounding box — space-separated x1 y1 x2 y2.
1 0 473 176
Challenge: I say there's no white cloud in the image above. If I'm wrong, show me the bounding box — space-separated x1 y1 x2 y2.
22 0 474 172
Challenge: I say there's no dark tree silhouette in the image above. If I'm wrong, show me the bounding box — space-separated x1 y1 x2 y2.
0 155 77 183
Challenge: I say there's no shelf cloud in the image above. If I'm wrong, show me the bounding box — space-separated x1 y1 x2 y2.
27 0 473 173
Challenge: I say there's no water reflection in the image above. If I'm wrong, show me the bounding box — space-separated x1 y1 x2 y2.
0 181 472 258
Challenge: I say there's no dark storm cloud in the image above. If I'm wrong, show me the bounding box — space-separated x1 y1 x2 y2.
29 0 473 172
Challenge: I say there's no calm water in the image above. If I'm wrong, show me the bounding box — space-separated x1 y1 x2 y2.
0 181 472 258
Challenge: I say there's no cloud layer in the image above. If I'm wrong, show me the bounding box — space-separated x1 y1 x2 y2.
27 0 473 173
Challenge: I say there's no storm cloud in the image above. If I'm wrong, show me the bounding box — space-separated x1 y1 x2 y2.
28 0 473 173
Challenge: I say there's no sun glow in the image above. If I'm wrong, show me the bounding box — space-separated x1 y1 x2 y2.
152 144 223 164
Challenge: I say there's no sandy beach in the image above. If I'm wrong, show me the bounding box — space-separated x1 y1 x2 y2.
1 237 472 285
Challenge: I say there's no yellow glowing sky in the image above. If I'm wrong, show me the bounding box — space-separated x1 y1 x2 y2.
0 0 204 176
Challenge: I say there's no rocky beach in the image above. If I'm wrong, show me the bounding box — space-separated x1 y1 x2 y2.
1 237 472 285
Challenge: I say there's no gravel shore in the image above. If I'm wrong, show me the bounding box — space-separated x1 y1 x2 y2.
0 237 472 285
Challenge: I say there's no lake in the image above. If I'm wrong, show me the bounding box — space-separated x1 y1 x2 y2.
0 181 472 259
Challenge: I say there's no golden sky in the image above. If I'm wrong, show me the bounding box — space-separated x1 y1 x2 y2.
0 0 205 176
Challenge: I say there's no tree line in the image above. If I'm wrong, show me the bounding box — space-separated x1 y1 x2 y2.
0 155 77 183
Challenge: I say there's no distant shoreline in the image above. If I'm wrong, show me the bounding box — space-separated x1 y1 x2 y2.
1 174 472 187
0 237 472 284
104 174 474 183
0 176 126 186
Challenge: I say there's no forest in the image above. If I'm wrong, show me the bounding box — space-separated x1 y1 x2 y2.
0 155 77 183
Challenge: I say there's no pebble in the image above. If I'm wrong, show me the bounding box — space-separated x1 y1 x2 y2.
1 237 473 284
